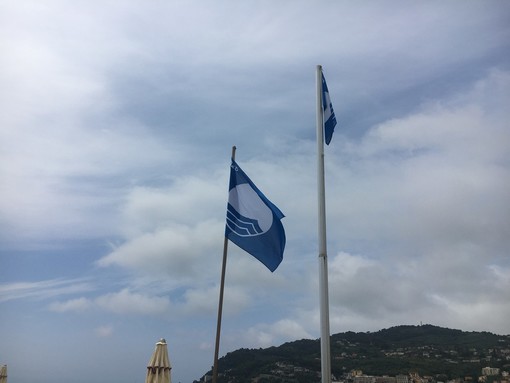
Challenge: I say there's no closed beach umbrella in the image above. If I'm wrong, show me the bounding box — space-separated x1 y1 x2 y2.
0 365 7 383
145 339 171 383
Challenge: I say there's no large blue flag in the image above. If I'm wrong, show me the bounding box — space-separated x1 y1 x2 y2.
225 159 286 272
322 73 337 145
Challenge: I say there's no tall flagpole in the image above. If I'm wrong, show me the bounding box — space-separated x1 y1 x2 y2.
212 145 236 383
316 65 332 383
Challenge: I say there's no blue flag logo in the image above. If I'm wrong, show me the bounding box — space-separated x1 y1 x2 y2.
225 160 286 272
322 73 337 145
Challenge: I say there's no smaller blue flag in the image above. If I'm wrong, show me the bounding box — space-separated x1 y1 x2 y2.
225 159 286 272
322 73 337 145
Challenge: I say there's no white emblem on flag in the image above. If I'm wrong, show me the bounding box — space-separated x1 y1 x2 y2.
226 184 273 237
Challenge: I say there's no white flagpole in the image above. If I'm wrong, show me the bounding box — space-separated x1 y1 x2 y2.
316 65 332 383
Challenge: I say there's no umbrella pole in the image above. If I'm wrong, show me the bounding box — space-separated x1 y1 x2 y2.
212 146 236 383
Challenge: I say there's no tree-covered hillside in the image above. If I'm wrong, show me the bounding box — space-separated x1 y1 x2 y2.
197 325 510 383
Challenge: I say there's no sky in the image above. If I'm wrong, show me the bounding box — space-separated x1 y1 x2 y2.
1 1 510 382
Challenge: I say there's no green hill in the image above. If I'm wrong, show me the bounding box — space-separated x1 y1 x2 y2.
197 325 510 383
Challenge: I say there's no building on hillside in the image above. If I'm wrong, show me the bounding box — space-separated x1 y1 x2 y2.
354 376 376 383
351 370 364 377
482 367 500 376
376 376 396 383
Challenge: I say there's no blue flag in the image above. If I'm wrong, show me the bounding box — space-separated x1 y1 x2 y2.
322 73 337 145
225 159 286 272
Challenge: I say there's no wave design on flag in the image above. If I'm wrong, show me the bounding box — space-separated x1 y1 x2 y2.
226 205 264 236
226 183 273 238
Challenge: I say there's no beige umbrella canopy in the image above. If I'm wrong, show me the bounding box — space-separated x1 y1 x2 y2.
145 339 171 383
0 365 7 383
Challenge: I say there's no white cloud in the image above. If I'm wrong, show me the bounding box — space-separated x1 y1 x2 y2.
181 287 219 315
327 252 422 318
95 288 171 315
97 220 223 280
95 325 114 338
48 297 92 312
46 289 173 317
327 70 510 253
182 285 250 316
45 282 250 319
0 279 94 303
199 342 212 351
243 319 313 348
119 177 226 238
